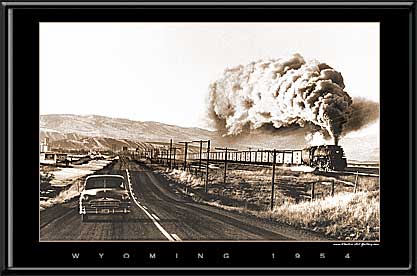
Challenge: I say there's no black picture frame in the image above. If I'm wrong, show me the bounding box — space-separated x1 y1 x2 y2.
0 1 416 275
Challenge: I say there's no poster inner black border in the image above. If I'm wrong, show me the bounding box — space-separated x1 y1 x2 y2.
4 4 415 272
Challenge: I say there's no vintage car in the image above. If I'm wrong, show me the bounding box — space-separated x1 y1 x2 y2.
79 174 131 221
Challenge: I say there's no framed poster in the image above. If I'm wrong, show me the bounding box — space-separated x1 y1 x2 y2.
0 1 415 275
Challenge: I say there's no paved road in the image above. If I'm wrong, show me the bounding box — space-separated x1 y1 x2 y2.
40 158 326 241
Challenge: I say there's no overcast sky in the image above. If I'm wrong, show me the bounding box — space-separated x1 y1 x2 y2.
40 22 379 129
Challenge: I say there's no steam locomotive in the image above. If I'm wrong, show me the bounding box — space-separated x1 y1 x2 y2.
302 145 347 171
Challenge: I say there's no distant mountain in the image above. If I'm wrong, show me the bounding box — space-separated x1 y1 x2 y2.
40 114 379 161
40 114 214 142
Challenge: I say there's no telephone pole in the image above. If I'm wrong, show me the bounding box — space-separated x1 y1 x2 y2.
171 147 180 169
215 147 238 185
205 140 211 193
192 140 210 177
179 141 192 171
169 139 173 170
165 148 169 167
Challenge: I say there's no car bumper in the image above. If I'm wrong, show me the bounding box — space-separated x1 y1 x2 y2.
81 208 130 215
79 203 131 215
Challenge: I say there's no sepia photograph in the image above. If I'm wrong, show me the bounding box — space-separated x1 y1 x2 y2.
39 22 380 242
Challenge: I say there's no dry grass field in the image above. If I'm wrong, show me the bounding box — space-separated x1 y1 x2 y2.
267 191 379 240
149 160 380 241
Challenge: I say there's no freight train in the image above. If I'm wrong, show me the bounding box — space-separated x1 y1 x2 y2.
171 144 348 172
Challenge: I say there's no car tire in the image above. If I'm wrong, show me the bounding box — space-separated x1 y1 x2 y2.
122 213 130 221
81 214 88 222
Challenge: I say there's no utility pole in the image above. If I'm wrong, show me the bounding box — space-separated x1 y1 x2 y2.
215 147 238 185
192 140 203 176
270 149 277 211
192 140 210 177
171 147 180 169
199 141 203 174
169 139 173 170
205 140 211 193
179 141 192 171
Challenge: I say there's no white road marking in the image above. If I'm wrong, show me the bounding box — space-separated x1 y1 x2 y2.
143 206 148 210
171 234 182 241
152 214 161 221
125 169 175 242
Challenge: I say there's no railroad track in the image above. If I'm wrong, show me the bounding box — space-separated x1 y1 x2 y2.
166 158 380 178
317 169 379 178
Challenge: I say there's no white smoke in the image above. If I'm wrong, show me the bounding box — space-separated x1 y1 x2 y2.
208 53 352 144
305 132 331 146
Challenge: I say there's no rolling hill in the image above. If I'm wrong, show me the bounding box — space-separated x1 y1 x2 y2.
40 114 379 161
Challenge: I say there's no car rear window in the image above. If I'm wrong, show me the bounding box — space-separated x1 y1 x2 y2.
85 177 125 190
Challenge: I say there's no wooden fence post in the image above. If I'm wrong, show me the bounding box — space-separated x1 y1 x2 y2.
173 149 176 168
331 180 335 197
354 171 359 193
311 182 315 201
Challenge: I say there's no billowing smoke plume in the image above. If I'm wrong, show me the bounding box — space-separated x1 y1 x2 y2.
208 53 353 144
344 97 379 132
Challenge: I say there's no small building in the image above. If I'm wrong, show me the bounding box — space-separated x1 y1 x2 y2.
40 137 49 153
43 152 68 164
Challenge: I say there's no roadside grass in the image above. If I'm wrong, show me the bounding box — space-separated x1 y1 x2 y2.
266 191 380 240
39 159 116 211
39 178 84 210
207 190 380 241
153 163 380 241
